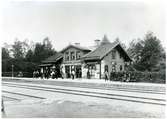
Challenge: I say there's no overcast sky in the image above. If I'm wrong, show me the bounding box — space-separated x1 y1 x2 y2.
0 0 166 51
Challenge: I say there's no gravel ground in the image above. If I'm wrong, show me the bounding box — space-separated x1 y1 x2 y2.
2 99 165 118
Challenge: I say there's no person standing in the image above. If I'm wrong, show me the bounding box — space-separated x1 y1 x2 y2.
51 70 55 79
71 70 75 80
104 70 109 81
87 69 90 79
55 70 58 79
2 99 4 112
33 71 36 78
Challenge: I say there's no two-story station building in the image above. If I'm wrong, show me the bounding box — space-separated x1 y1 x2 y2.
60 44 91 78
40 35 132 79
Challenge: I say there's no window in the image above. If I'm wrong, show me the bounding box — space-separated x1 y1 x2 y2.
119 53 122 59
112 50 116 59
76 51 81 60
111 62 116 72
120 65 123 71
70 51 75 60
65 52 69 61
112 65 116 72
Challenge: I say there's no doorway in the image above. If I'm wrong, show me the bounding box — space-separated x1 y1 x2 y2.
75 65 82 78
65 65 71 78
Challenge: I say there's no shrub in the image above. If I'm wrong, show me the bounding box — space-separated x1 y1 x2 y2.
109 71 165 83
2 72 33 78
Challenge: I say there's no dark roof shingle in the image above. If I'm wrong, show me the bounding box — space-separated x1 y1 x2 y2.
82 41 119 60
82 36 132 61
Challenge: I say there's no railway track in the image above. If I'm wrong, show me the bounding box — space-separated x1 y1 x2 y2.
2 80 165 94
3 90 45 99
2 82 165 106
2 95 21 101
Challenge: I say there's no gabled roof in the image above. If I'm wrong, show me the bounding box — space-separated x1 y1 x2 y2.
82 39 132 61
60 44 91 53
42 52 63 63
82 41 118 60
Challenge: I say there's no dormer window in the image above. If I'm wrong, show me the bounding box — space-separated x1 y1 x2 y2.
65 52 69 61
70 51 75 60
76 51 81 60
112 50 116 59
119 53 122 59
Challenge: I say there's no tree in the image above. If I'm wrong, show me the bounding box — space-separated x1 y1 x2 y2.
127 38 144 63
11 38 28 59
128 32 164 71
32 37 56 63
2 37 57 77
25 49 34 62
43 37 53 50
32 43 45 63
2 47 11 72
139 32 163 71
2 47 10 59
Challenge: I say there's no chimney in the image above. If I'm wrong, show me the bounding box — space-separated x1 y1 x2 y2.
74 43 80 46
94 39 100 47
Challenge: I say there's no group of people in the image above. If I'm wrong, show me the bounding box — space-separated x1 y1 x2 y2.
65 69 80 79
33 68 133 82
33 69 63 79
33 68 83 80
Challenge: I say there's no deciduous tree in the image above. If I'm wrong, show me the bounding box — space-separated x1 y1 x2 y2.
11 38 28 59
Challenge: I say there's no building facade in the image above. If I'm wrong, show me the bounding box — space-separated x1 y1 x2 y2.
40 35 132 79
82 35 132 79
60 44 91 78
39 52 63 78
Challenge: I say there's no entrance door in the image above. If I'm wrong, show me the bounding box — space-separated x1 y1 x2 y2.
55 64 61 77
75 65 82 78
87 64 96 79
65 66 70 78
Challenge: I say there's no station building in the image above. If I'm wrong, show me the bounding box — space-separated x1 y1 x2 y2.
40 35 132 79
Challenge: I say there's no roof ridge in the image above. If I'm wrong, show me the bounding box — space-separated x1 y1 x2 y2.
82 42 113 59
60 44 91 53
100 41 119 59
42 52 63 63
82 44 102 58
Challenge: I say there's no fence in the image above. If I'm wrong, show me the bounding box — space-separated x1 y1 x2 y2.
2 72 33 78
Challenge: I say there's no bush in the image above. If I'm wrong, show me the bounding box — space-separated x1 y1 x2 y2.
109 71 165 83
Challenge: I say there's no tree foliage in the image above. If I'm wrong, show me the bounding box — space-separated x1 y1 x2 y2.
2 47 10 59
32 37 56 63
11 39 28 59
128 32 165 71
25 49 34 62
2 37 56 76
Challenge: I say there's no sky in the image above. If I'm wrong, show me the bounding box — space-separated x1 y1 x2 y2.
0 0 166 51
